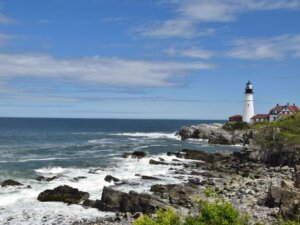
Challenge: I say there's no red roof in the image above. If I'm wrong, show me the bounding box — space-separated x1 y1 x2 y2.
229 115 242 119
252 114 269 119
287 105 299 113
270 104 299 114
270 105 284 114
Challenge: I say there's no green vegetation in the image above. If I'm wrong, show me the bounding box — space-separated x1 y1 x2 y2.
134 197 250 225
134 188 300 225
253 112 300 147
183 199 250 225
134 208 180 225
223 122 250 131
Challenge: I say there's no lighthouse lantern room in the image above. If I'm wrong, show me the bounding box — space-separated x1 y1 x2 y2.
243 81 255 123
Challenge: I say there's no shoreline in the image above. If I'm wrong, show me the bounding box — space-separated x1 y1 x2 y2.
70 149 297 225
1 121 299 225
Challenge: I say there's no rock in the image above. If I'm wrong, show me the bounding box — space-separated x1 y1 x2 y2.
132 212 143 220
72 176 87 182
150 184 176 194
122 151 147 159
149 159 169 165
104 175 120 183
178 123 245 145
36 176 58 182
295 173 300 188
294 165 300 188
150 184 197 208
94 186 166 213
1 179 23 187
266 185 300 220
281 180 294 189
37 185 89 204
188 178 202 185
131 151 147 159
141 175 160 180
82 199 96 208
121 153 131 158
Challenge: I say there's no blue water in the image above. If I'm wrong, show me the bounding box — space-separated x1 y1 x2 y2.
0 118 239 224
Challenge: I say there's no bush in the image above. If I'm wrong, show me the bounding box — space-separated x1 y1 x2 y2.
183 198 250 225
134 198 250 225
134 208 180 225
223 122 250 131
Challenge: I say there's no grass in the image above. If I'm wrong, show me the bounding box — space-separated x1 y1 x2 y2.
253 112 300 147
223 122 250 131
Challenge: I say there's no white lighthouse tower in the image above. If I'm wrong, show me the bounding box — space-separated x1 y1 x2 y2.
243 81 254 123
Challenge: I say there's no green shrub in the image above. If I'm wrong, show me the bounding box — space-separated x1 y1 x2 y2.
134 208 180 225
223 122 250 131
183 198 250 225
134 199 251 225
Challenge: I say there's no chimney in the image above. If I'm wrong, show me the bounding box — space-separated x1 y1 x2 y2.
277 103 279 106
287 102 290 106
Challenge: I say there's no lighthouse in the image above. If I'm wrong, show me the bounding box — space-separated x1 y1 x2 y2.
243 81 254 123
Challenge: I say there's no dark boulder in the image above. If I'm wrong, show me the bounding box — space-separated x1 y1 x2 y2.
131 151 147 159
94 186 166 213
1 179 23 187
149 159 169 165
37 185 89 204
150 184 197 208
72 176 87 182
104 175 120 183
36 176 58 182
294 165 300 188
265 185 300 220
121 151 147 159
141 175 160 180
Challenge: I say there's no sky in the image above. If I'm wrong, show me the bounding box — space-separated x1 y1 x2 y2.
0 0 299 119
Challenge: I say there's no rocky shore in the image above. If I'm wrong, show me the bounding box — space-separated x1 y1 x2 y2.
1 120 299 225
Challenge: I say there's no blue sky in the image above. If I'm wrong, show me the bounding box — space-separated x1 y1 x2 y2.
0 0 299 119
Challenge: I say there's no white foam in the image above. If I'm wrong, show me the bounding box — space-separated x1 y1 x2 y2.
113 132 180 140
0 153 194 224
34 167 65 174
88 139 114 144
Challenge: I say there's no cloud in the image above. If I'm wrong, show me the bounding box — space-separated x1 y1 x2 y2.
165 47 215 59
178 0 300 22
0 14 14 24
0 33 16 46
137 19 214 38
0 53 215 87
227 34 300 60
138 0 300 38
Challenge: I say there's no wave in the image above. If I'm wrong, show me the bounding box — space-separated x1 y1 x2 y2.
113 132 179 140
0 157 65 164
34 166 65 174
87 139 114 144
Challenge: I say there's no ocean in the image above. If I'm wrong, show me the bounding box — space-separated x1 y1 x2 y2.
0 118 240 224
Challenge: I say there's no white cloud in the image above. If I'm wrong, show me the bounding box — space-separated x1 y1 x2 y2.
0 53 215 87
137 19 214 38
227 35 300 60
165 47 215 59
0 14 13 24
178 0 300 22
139 0 300 38
0 33 16 46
